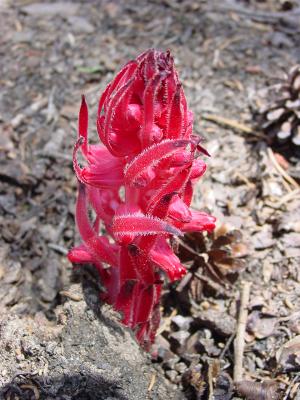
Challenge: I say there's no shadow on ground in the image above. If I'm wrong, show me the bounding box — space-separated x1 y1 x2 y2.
0 372 128 400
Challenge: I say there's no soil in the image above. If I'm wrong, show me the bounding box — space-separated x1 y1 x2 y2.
0 0 300 399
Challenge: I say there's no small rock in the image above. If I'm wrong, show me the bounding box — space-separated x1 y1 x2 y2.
12 31 34 43
252 227 275 250
194 310 236 337
171 315 193 331
163 355 180 370
43 129 65 154
276 335 300 371
67 16 95 33
3 261 22 284
39 224 58 243
151 335 173 361
214 372 233 400
1 285 20 306
21 338 41 357
21 2 79 16
267 31 293 48
198 337 221 357
175 362 187 374
0 194 16 213
165 370 178 383
169 330 190 352
0 130 14 152
45 342 57 355
185 332 201 354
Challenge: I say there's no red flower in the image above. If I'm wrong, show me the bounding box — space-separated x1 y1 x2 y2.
68 49 215 349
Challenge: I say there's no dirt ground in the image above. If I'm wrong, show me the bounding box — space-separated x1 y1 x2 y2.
0 0 300 399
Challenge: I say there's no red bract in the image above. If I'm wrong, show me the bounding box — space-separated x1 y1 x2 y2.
68 49 215 349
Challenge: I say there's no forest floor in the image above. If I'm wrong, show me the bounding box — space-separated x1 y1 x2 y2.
0 0 300 399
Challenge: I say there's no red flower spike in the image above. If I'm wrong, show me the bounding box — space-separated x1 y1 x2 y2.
68 49 215 349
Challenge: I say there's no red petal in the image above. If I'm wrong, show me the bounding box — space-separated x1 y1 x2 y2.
73 141 125 189
133 284 155 326
99 60 138 118
76 183 118 265
181 210 216 233
183 180 193 206
124 139 189 187
165 84 184 139
87 186 120 231
148 192 178 221
140 73 165 147
115 280 138 326
68 244 112 292
127 243 154 284
68 244 93 264
78 95 88 156
107 60 138 100
148 301 161 344
150 238 186 281
73 137 86 184
190 159 207 179
104 78 136 156
112 213 182 244
168 195 192 222
147 166 191 215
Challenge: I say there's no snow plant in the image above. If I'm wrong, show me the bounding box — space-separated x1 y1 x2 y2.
68 49 215 348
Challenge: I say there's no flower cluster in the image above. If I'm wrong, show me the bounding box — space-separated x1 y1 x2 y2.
68 49 215 348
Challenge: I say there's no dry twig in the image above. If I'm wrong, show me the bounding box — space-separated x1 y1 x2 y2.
148 373 156 392
234 281 251 382
202 113 264 138
267 148 299 191
59 290 83 302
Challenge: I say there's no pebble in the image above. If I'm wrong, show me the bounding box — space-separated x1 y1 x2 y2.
169 330 190 349
21 2 79 16
163 355 180 370
171 315 193 331
175 362 187 374
165 369 178 383
3 261 22 284
194 310 236 337
67 16 95 34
